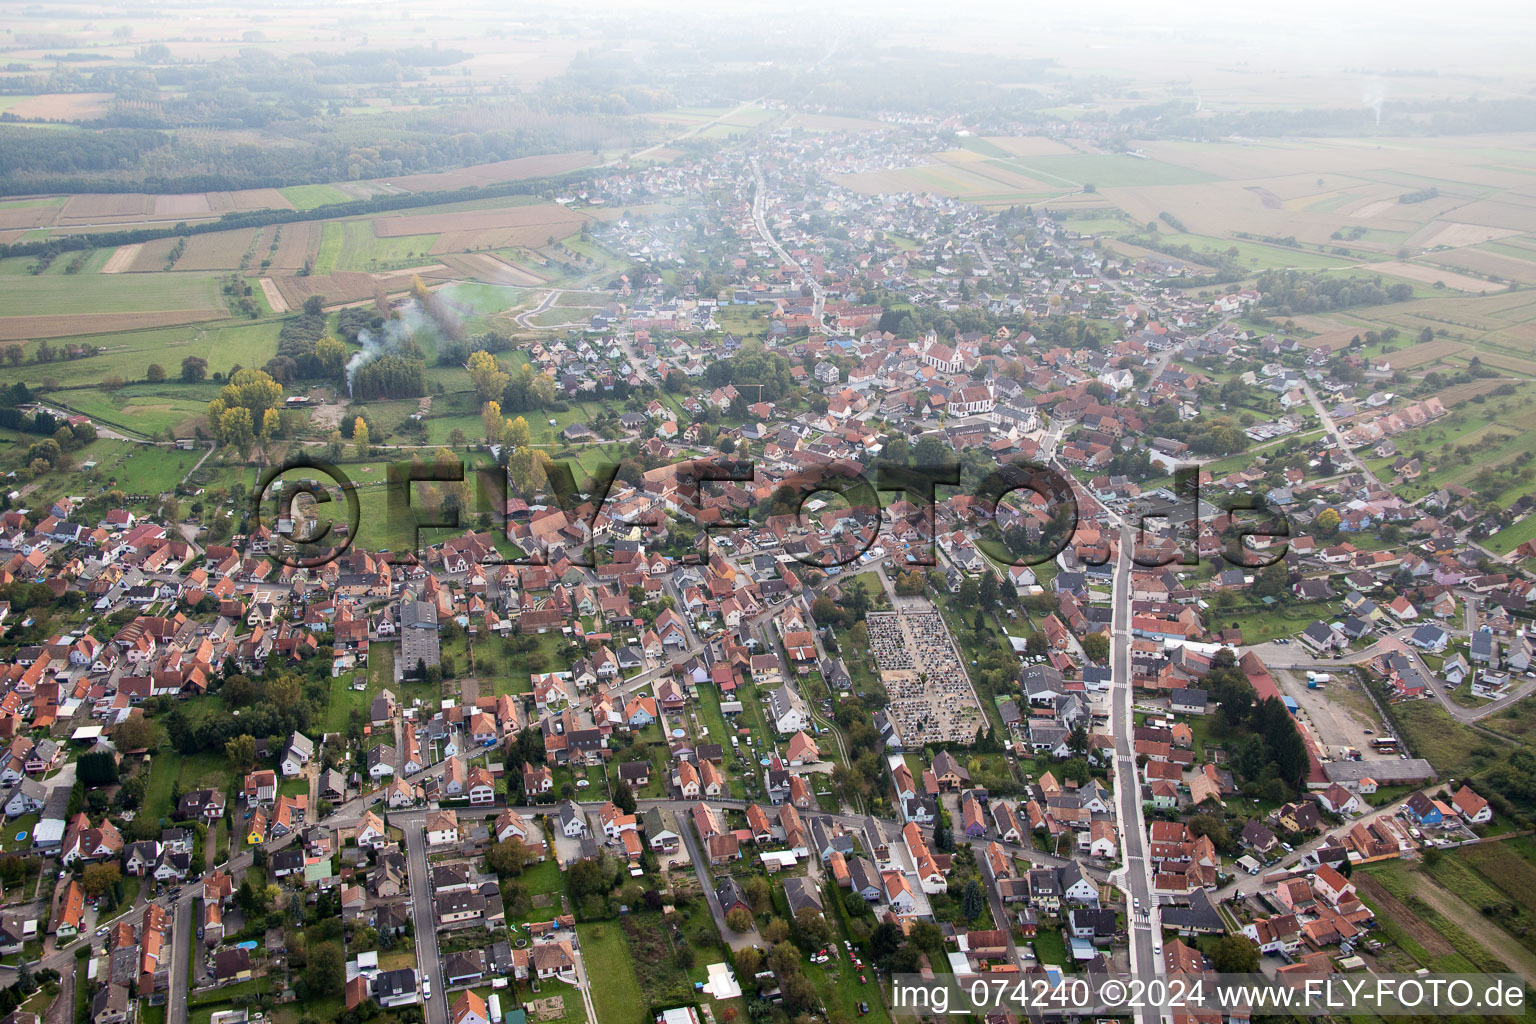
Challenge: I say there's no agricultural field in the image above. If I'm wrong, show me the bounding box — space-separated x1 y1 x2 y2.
313 219 440 274
0 270 223 318
278 183 355 210
4 318 285 389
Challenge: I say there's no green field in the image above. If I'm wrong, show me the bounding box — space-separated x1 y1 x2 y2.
5 317 285 388
278 183 355 210
60 383 221 437
999 153 1218 189
1486 513 1536 555
0 271 223 316
313 219 439 274
95 442 207 494
576 923 644 1024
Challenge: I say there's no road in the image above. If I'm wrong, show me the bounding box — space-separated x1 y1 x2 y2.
401 825 447 1024
165 892 196 1024
513 288 564 330
749 156 825 331
1301 383 1374 482
1108 523 1164 1022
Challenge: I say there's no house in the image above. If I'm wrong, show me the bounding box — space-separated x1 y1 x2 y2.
425 809 460 847
1316 784 1361 816
244 769 277 805
715 877 751 917
356 811 389 849
767 683 809 733
1405 791 1444 826
91 985 131 1024
450 991 492 1024
51 879 84 940
530 942 576 981
642 807 679 852
557 800 589 838
281 732 315 777
783 876 823 918
1451 785 1492 825
1169 688 1208 715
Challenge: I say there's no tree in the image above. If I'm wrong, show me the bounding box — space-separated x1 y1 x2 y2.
306 942 344 997
146 363 166 382
932 813 952 851
467 350 510 404
1316 508 1341 538
1209 935 1260 973
315 335 347 378
111 715 159 752
791 907 832 951
960 879 986 922
869 921 904 965
77 751 118 786
486 838 533 877
82 862 121 898
761 917 790 945
744 876 771 913
353 417 370 458
224 734 257 773
481 400 503 445
767 940 800 975
181 355 208 382
1080 632 1110 663
735 946 763 978
1188 813 1230 849
507 415 531 449
725 907 754 933
613 780 636 815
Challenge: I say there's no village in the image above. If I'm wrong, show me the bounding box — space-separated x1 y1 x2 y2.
3 74 1536 1024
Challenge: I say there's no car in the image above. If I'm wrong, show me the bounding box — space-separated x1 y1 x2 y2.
1132 897 1140 910
844 940 853 950
859 974 867 985
1281 842 1293 852
422 982 432 1000
858 1004 870 1017
1153 942 1162 956
95 926 110 937
1363 729 1373 735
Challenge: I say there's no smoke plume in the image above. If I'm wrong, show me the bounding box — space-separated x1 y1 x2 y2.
347 300 435 396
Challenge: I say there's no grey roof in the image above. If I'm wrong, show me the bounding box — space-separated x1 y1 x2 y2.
1323 759 1435 783
782 876 823 917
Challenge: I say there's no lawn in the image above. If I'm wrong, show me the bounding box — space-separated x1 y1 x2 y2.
1217 600 1339 645
0 814 37 853
326 671 374 733
142 750 182 824
1485 512 1536 555
96 443 204 494
576 922 644 1024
